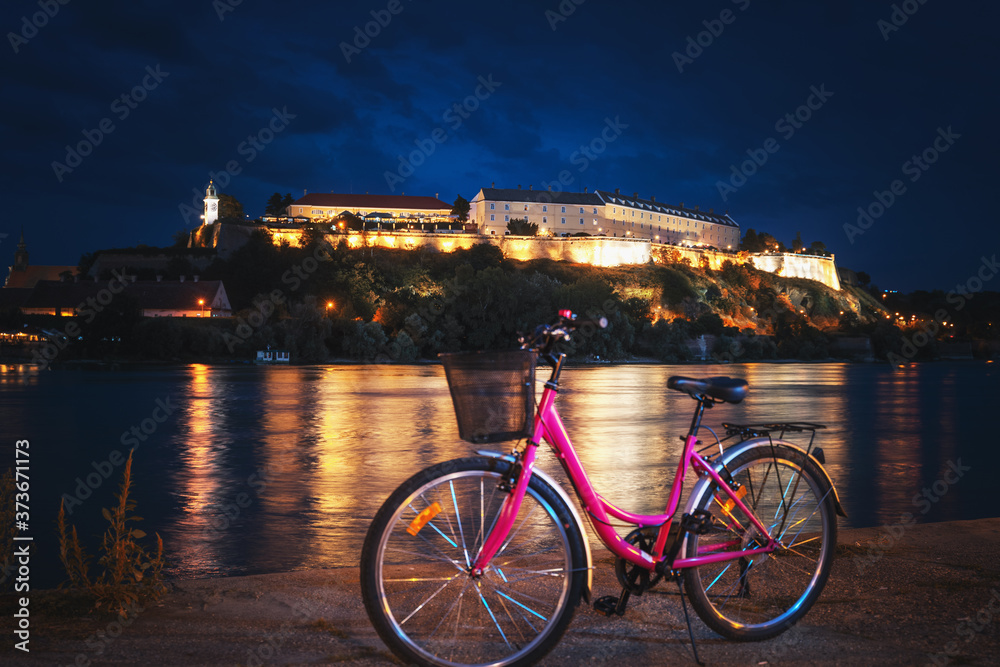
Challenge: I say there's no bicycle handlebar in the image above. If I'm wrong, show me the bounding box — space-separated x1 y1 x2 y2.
520 310 608 354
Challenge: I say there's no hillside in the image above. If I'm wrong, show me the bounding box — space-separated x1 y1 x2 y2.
37 232 912 364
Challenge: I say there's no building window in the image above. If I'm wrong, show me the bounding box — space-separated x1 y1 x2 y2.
543 217 547 223
579 218 584 224
504 204 510 210
593 207 598 214
490 203 495 209
593 219 598 225
561 218 566 224
490 214 495 221
504 215 509 221
543 205 548 212
561 206 566 213
579 207 584 213
524 205 528 211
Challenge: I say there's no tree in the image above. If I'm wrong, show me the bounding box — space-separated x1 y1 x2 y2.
265 193 285 217
451 195 470 223
171 229 191 248
856 271 871 287
792 231 803 252
757 232 785 253
218 194 245 222
741 228 762 252
809 240 827 255
506 217 538 236
281 193 294 210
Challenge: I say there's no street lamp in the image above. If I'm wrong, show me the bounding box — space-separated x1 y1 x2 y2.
198 299 206 317
326 301 335 316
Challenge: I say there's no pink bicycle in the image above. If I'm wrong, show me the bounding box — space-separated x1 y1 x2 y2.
361 311 846 666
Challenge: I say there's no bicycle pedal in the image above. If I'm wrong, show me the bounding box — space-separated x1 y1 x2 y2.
593 590 629 617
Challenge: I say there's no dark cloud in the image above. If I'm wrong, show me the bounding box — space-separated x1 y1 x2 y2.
0 0 997 289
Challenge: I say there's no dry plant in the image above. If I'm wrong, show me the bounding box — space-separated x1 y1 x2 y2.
57 451 166 616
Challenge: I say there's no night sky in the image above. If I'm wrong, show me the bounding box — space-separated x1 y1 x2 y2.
2 0 997 292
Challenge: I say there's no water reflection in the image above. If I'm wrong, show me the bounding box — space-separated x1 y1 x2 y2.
5 361 989 583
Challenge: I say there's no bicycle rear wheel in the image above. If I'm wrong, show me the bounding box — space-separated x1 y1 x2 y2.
360 456 586 667
682 443 837 640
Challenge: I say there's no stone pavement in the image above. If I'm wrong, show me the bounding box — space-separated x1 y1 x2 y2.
2 518 999 665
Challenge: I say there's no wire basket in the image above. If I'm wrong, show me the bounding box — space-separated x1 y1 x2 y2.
440 349 537 444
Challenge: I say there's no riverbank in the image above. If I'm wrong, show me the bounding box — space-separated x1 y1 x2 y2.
3 518 998 665
7 355 994 371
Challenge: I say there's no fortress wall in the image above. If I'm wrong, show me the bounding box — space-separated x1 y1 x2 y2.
652 245 739 271
202 225 842 291
338 233 840 289
750 253 841 290
496 236 650 266
336 232 651 266
338 232 482 253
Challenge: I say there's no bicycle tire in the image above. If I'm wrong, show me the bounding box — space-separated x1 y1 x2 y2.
360 456 586 667
682 443 837 640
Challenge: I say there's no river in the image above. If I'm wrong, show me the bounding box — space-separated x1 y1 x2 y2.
1 361 995 587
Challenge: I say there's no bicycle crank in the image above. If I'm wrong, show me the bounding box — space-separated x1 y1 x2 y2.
614 525 666 594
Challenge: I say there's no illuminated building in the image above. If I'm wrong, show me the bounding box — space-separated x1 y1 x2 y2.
469 186 740 249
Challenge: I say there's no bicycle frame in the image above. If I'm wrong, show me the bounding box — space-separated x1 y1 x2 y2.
471 356 780 575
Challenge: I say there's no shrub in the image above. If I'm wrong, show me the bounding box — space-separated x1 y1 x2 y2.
57 451 166 617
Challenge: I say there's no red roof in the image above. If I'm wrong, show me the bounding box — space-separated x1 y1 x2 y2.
291 193 451 211
5 265 78 288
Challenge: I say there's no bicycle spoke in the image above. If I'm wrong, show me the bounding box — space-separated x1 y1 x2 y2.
497 501 542 558
683 447 835 640
400 574 462 626
476 583 512 649
497 590 548 622
450 481 471 568
363 461 583 666
704 562 732 593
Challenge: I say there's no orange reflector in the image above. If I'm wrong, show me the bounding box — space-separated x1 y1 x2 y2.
719 484 747 519
407 502 442 537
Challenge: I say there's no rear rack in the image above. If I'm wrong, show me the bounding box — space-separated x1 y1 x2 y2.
722 422 826 439
721 422 827 462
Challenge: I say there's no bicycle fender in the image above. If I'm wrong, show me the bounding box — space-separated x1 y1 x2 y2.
684 438 848 520
476 449 593 602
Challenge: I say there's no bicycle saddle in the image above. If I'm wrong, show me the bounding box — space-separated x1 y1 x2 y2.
667 376 748 404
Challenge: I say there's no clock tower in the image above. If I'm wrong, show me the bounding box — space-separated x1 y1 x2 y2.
203 181 219 225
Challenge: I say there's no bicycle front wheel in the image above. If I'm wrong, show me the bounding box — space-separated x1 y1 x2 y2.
683 443 837 641
360 456 586 667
